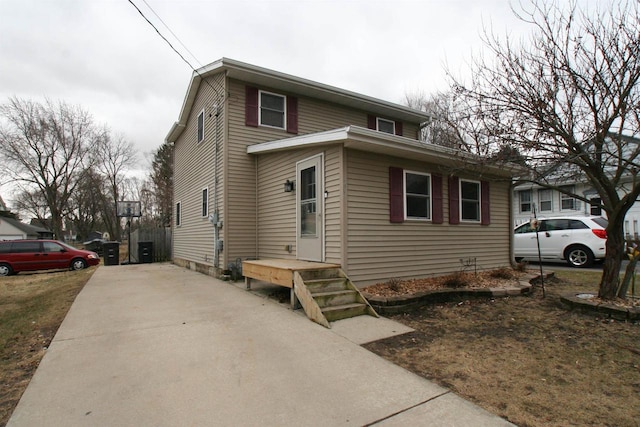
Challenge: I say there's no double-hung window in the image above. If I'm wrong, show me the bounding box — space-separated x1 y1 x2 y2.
559 185 576 210
202 188 208 217
259 90 286 129
519 190 532 213
460 179 481 221
539 189 552 212
404 171 431 220
197 109 204 143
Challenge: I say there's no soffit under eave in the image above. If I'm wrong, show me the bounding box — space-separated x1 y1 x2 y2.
342 140 516 179
249 136 516 179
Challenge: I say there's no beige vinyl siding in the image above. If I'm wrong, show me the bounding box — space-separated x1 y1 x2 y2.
173 72 226 266
255 145 343 263
226 78 419 264
345 149 511 286
323 147 343 264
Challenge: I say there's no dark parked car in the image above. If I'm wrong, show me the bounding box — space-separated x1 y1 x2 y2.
83 238 107 256
0 239 100 276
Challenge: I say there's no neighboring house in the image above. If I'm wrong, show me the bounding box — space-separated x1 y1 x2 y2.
513 134 640 239
166 58 518 287
0 217 53 240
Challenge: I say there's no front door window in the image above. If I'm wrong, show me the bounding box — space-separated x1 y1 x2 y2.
300 166 316 236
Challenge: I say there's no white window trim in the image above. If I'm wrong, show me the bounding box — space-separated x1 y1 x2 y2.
176 201 181 227
538 189 552 212
460 179 481 223
403 170 432 221
197 109 205 143
258 90 286 130
376 117 395 134
559 186 576 211
201 187 209 217
519 190 532 213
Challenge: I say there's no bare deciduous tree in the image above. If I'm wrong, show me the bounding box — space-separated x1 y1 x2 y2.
0 97 100 239
94 132 137 240
451 0 640 299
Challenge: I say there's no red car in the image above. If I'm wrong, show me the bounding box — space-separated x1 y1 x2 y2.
0 239 100 276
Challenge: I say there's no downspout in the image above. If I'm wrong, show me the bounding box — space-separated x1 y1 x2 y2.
255 155 259 258
213 98 221 268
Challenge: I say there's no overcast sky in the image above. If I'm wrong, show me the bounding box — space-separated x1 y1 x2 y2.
0 0 580 185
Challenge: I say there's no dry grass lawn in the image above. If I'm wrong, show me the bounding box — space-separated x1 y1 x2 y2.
0 267 95 426
364 269 640 427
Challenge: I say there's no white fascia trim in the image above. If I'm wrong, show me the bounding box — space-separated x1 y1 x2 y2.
247 127 351 154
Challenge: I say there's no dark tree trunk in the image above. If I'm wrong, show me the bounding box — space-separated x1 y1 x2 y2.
598 219 625 299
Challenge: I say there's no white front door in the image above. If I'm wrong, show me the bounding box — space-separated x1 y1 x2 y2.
296 154 324 261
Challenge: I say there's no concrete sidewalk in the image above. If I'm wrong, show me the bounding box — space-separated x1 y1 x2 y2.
8 263 513 426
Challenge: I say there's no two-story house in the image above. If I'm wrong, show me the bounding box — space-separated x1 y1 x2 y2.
166 58 517 287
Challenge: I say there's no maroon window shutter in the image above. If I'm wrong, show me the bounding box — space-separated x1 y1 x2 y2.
432 174 443 224
286 96 298 134
245 86 259 127
481 180 491 225
448 176 460 225
389 167 404 223
367 114 377 130
395 121 403 136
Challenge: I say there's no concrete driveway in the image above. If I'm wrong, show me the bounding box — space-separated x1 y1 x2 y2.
8 263 512 426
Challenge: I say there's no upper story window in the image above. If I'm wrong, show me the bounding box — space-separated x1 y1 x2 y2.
197 109 204 143
539 189 552 211
176 202 181 226
368 115 403 136
377 118 395 135
259 90 286 129
245 86 298 134
559 185 576 210
404 171 431 220
518 190 532 213
460 179 481 222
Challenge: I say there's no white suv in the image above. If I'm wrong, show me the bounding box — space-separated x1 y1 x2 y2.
514 216 608 268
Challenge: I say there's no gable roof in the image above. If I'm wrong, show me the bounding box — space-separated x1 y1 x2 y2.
0 217 51 236
166 58 433 143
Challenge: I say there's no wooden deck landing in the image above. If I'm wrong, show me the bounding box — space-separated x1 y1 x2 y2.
243 259 340 289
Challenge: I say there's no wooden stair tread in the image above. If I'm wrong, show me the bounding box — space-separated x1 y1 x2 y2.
321 302 366 313
311 289 355 297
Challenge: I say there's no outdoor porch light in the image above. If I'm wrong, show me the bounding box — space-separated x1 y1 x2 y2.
284 179 295 192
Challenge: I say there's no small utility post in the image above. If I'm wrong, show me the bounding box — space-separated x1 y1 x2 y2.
532 205 545 298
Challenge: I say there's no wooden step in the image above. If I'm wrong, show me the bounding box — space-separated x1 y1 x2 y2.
305 278 349 293
321 303 369 322
298 268 342 281
312 290 359 308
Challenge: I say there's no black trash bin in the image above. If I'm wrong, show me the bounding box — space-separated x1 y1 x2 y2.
138 241 153 263
103 242 120 266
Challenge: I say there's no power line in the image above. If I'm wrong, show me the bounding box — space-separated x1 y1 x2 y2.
127 0 197 71
127 0 227 114
140 0 202 68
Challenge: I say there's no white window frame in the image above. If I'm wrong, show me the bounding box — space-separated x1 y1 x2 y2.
259 90 286 129
376 117 395 134
460 179 481 222
404 170 431 220
559 186 576 211
202 187 208 217
197 109 205 143
176 201 181 227
539 189 552 212
519 190 532 213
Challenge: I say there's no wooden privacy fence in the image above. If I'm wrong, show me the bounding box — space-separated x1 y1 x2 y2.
130 227 172 262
